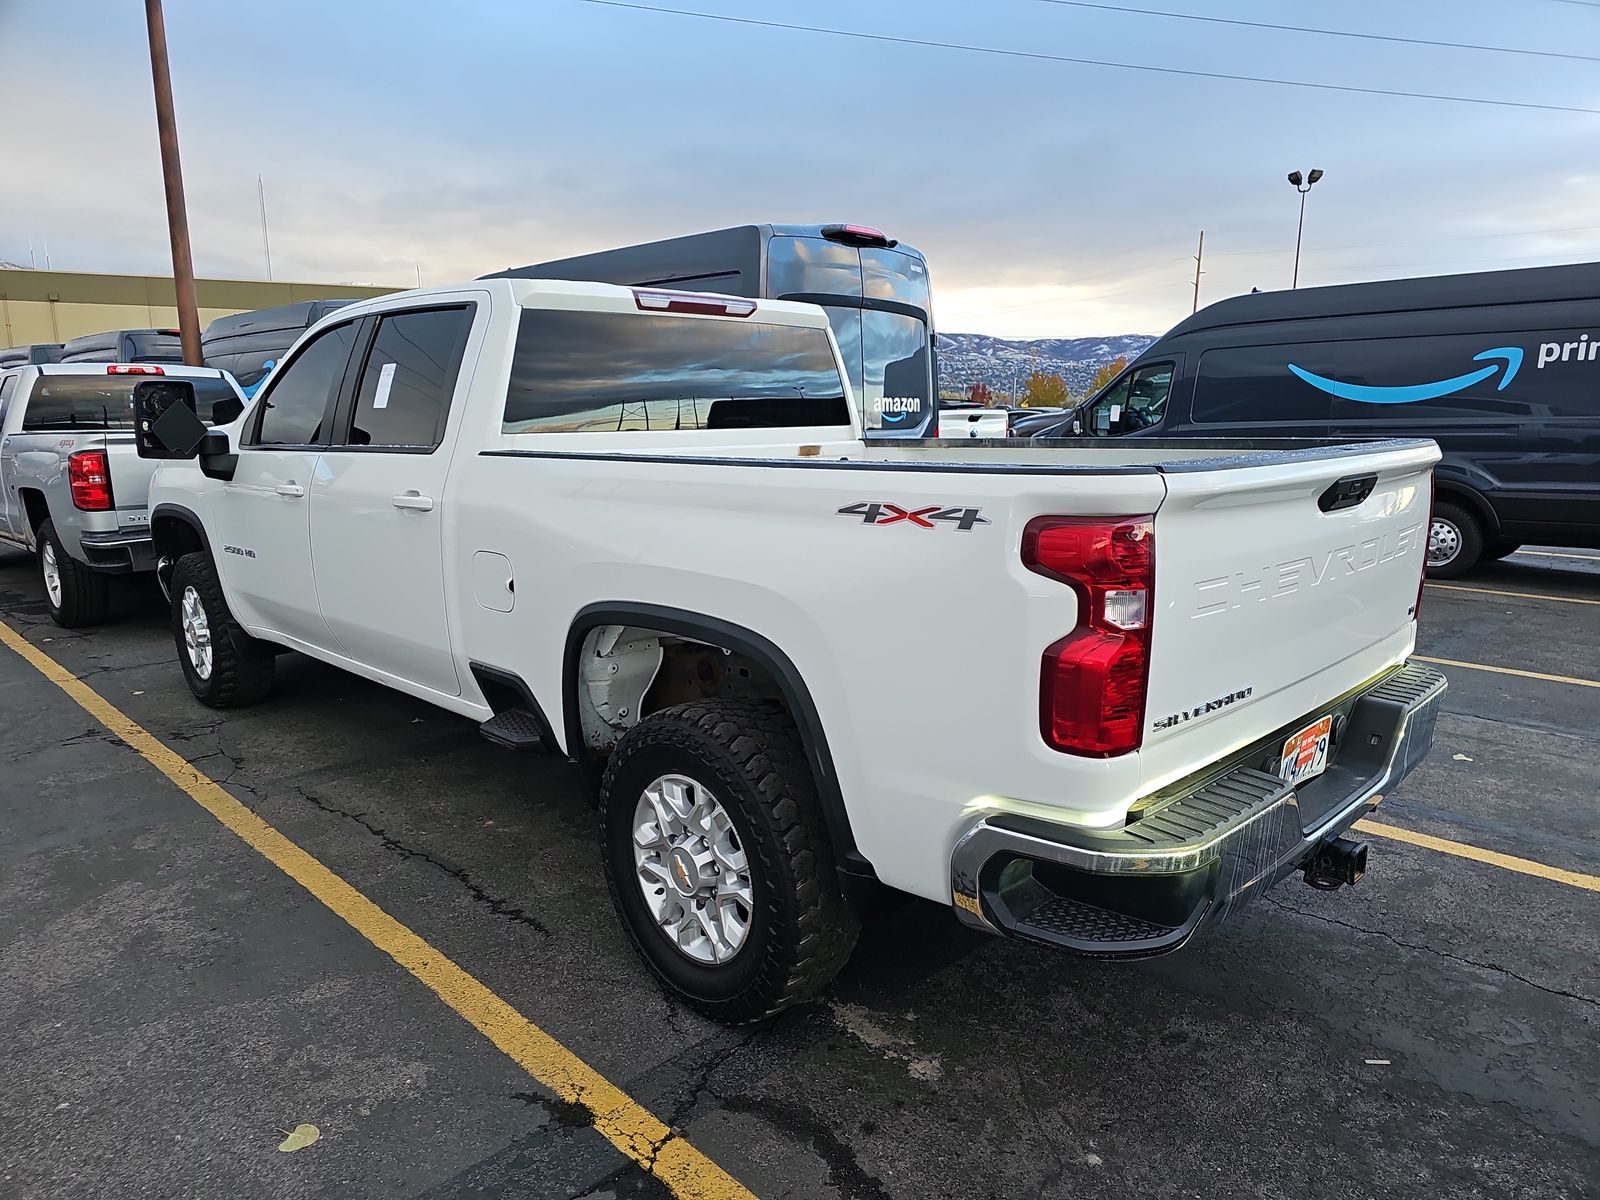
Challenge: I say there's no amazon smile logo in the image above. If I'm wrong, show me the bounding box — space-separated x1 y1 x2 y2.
1288 347 1524 405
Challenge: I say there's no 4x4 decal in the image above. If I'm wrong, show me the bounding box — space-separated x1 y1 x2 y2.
836 502 990 531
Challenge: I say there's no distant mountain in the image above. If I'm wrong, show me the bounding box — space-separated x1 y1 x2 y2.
936 332 1157 397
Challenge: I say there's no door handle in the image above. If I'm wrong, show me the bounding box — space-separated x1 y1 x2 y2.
275 483 305 498
392 492 434 512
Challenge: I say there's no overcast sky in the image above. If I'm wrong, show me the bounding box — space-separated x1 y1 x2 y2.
2 0 1597 337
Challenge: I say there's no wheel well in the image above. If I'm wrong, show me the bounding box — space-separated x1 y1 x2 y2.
563 605 874 884
1435 483 1498 535
151 511 206 561
18 489 48 534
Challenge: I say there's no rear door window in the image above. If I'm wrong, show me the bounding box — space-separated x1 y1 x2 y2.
251 322 360 446
341 307 473 450
502 310 850 433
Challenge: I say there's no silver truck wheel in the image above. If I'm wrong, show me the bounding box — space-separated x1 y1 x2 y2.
632 772 754 965
41 539 63 609
180 585 214 681
1427 517 1461 569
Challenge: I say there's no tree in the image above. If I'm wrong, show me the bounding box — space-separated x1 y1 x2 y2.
1086 356 1128 396
1021 370 1070 408
967 382 994 406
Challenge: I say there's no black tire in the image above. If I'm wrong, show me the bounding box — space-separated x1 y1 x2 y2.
1427 501 1484 579
170 551 274 708
599 699 859 1024
1483 540 1522 562
38 518 110 628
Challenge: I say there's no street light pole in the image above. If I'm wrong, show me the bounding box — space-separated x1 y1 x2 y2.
1287 168 1323 290
144 0 203 366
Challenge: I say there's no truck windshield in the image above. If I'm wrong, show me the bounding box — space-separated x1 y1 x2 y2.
502 310 850 434
22 376 236 431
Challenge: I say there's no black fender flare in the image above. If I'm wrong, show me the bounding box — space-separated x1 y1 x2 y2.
149 502 214 557
563 602 875 884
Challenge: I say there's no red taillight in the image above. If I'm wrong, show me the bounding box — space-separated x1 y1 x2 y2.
68 450 113 511
1416 476 1435 620
1023 515 1155 756
107 364 164 375
632 289 756 317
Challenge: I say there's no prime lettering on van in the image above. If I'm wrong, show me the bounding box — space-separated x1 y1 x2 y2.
1536 333 1600 369
1192 523 1422 618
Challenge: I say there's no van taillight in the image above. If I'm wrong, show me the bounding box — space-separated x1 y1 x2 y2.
68 450 113 511
1023 515 1155 756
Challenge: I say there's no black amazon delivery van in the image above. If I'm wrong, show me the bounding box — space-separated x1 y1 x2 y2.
1038 262 1600 576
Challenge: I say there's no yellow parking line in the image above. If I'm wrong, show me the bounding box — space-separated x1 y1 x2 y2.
1414 654 1600 690
1426 583 1600 607
1357 820 1600 894
0 619 754 1200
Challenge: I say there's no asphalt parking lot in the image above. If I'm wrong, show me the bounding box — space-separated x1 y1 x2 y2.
1 545 1596 1200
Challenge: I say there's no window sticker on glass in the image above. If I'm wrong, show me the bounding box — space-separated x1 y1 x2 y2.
373 361 397 410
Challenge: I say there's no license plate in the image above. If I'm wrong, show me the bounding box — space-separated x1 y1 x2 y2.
1279 714 1333 785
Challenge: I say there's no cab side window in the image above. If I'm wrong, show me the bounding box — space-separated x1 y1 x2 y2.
342 307 472 450
250 322 360 447
1085 362 1174 435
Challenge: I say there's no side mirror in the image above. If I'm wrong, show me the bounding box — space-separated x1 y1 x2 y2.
198 429 238 482
134 379 206 459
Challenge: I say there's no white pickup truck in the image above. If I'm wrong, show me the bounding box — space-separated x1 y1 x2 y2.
137 279 1446 1022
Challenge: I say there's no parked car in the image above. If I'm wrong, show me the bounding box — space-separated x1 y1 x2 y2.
137 278 1444 1023
58 328 184 365
1030 262 1600 577
0 343 63 368
0 362 243 625
202 299 356 397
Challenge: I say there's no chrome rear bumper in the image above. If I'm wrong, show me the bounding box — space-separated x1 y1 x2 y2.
950 662 1446 956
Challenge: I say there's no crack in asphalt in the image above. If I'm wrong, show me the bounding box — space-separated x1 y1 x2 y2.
288 785 551 938
1264 896 1599 1008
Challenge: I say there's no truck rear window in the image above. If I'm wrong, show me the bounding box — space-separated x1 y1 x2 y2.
22 376 236 431
501 310 850 434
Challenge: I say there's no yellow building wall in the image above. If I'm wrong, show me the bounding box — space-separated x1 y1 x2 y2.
0 269 400 349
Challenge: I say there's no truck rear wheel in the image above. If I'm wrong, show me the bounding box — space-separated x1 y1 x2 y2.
38 519 110 628
599 699 859 1024
170 551 274 708
1426 501 1483 579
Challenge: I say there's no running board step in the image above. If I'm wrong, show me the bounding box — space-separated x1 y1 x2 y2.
479 708 548 751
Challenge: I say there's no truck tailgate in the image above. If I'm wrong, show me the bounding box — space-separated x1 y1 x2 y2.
1141 441 1437 787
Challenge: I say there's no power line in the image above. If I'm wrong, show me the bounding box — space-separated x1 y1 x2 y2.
1030 0 1600 63
576 1 1600 115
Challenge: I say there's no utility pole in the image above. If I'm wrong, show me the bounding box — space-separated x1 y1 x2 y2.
257 175 273 281
1191 229 1205 313
144 0 202 365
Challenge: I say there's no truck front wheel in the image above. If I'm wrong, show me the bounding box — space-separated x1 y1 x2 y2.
599 699 859 1024
38 519 110 628
170 551 274 708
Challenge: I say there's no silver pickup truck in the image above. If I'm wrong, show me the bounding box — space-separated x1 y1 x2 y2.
0 362 242 626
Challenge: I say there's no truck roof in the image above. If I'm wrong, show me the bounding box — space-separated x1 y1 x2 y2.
322 278 836 330
1164 259 1600 339
34 362 231 379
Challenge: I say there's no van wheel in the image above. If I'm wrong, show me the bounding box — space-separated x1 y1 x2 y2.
170 551 274 708
38 519 110 628
599 699 859 1024
1427 502 1483 579
1483 540 1521 562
